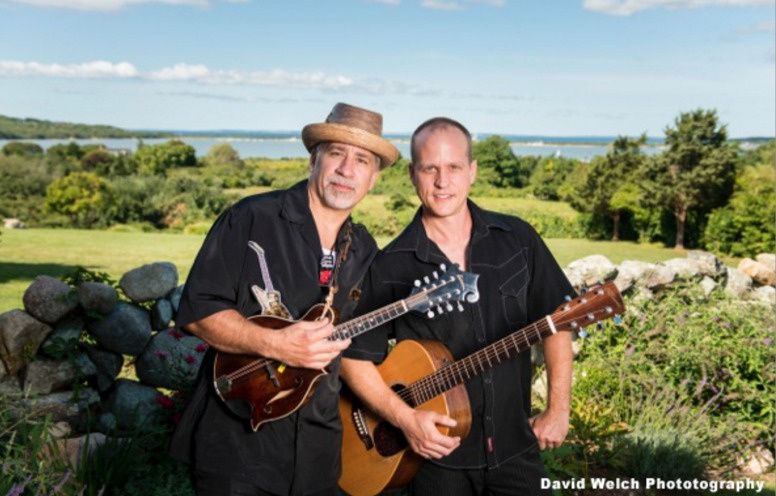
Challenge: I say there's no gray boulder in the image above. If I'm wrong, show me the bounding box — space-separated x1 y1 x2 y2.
565 255 618 287
642 264 676 289
151 299 174 331
86 302 152 356
725 267 753 299
23 388 99 425
84 345 124 392
700 276 717 298
40 318 83 359
23 359 80 395
105 379 166 430
23 276 78 324
755 253 776 271
119 262 178 303
135 328 205 390
750 286 776 306
738 258 776 287
0 309 52 374
614 260 654 293
23 354 97 395
78 282 118 315
661 258 703 280
168 285 184 313
687 250 726 278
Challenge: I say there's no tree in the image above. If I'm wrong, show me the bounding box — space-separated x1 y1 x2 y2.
643 109 737 249
472 135 534 188
578 135 647 240
530 156 579 200
45 172 111 227
203 143 244 169
135 140 197 176
2 141 43 157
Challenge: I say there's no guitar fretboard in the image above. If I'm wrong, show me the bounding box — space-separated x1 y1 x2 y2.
399 321 551 407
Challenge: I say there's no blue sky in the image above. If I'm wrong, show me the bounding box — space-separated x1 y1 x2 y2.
0 0 773 137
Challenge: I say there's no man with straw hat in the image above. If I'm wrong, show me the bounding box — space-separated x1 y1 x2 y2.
170 103 398 495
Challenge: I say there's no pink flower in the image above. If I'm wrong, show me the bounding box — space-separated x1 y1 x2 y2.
156 395 174 409
168 328 184 340
153 350 168 361
185 355 196 364
195 343 209 353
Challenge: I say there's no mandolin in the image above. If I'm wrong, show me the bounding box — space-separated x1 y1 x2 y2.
339 282 625 496
213 263 480 431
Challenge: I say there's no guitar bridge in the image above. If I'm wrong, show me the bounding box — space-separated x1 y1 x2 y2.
352 406 374 450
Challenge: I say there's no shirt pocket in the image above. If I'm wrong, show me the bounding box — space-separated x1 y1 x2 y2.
497 253 529 328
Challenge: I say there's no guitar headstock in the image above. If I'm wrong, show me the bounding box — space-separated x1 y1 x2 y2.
408 264 480 318
551 282 625 336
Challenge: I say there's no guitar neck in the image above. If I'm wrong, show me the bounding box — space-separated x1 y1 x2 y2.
399 319 553 408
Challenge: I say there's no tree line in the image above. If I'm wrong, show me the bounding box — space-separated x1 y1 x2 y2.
1 108 773 257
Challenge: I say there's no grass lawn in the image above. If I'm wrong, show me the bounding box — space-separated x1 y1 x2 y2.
0 226 695 313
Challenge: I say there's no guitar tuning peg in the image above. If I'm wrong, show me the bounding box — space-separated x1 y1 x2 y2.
414 279 421 287
446 303 453 312
440 263 447 271
427 310 435 318
614 314 623 325
433 271 439 279
457 302 464 312
579 328 589 338
423 276 430 284
564 295 572 302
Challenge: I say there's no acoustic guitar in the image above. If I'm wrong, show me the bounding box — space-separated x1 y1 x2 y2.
213 263 480 431
339 282 625 496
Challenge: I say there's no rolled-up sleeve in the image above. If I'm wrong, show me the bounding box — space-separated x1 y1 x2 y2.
176 206 250 328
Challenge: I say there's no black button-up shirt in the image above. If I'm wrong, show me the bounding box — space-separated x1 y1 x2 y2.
344 201 573 469
171 180 377 495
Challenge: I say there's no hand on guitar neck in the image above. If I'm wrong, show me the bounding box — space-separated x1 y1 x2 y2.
185 310 350 369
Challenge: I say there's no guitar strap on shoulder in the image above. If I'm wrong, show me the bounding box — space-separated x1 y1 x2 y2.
319 220 353 322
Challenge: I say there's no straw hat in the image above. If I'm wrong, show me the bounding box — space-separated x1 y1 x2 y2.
302 103 399 169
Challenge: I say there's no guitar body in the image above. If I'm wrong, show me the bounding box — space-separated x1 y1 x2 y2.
339 340 472 496
213 304 339 431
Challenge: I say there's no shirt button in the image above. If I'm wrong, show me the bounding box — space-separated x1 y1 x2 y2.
477 336 485 343
484 377 492 384
486 416 492 421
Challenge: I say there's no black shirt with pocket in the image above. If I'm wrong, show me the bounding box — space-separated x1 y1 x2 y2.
170 180 377 495
344 201 574 469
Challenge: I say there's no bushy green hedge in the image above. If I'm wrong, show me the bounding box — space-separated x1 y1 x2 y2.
541 283 776 483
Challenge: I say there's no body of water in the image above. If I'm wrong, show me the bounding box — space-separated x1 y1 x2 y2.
0 136 665 161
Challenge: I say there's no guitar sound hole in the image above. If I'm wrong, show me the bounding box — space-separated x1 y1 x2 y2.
374 421 409 457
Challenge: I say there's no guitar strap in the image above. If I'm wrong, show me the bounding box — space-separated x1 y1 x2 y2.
319 219 353 322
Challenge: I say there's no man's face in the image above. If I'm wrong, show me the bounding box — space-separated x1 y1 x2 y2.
309 142 380 211
410 127 477 219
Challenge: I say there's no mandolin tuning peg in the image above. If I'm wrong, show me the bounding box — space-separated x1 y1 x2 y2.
580 287 588 294
433 271 439 279
427 310 435 318
414 279 421 287
614 314 623 325
436 305 443 314
423 276 430 284
440 263 447 271
579 328 589 338
446 303 453 312
564 295 572 302
596 322 604 330
457 302 464 312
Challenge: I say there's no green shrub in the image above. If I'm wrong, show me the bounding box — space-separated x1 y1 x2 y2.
135 140 197 176
704 164 775 257
2 141 43 157
45 172 112 228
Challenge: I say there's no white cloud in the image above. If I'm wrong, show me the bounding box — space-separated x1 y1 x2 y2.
7 0 207 10
0 59 356 90
0 60 139 78
421 0 463 9
583 0 772 16
365 0 401 4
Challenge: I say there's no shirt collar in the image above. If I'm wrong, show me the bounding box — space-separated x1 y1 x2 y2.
385 199 511 263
